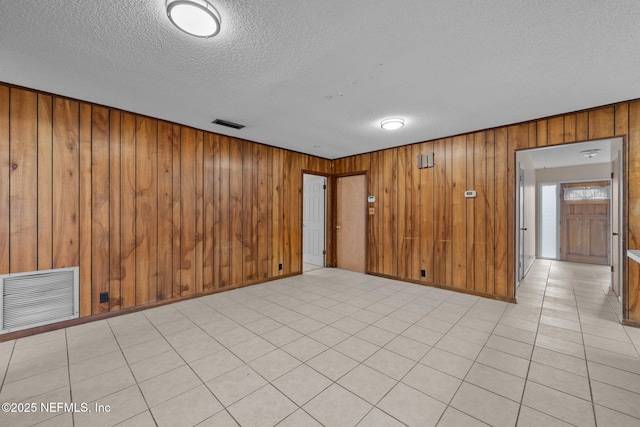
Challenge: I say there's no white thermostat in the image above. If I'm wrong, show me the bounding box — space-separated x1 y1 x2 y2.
368 196 376 203
465 190 477 198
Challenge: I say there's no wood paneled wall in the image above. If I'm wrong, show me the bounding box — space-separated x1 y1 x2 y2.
0 84 330 318
335 102 640 323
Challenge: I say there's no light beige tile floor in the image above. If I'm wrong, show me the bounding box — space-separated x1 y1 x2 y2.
0 260 638 426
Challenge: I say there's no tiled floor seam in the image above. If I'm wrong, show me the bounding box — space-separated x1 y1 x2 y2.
573 278 604 427
513 261 549 426
106 315 162 427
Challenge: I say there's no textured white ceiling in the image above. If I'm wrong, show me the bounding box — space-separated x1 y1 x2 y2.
1 1 639 159
524 139 614 169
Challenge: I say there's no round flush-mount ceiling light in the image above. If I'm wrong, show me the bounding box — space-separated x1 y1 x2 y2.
166 0 221 38
380 118 405 130
580 148 601 158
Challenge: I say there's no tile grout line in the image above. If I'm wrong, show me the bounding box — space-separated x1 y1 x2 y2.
102 318 160 427
513 260 548 426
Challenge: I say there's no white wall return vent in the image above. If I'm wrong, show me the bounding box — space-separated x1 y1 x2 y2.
0 267 79 334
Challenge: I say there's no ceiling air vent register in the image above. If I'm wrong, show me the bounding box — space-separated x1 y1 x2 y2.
212 119 245 129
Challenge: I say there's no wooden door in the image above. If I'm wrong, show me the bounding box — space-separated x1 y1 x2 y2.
336 175 366 272
303 175 326 266
560 181 610 265
612 156 621 296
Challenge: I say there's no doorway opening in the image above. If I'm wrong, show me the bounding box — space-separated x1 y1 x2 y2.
515 138 624 319
303 174 327 273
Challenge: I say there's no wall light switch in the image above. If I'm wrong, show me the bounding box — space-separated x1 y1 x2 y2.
369 207 375 215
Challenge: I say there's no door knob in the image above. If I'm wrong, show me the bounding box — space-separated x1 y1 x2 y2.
613 232 619 236
336 225 341 230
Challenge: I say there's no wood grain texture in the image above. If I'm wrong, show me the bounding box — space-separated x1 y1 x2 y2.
157 121 174 300
180 126 197 296
120 113 137 309
628 101 640 318
9 89 38 272
0 87 9 275
202 133 214 291
451 136 467 289
433 139 447 285
136 117 159 304
78 103 92 316
37 94 53 271
5 81 640 323
0 81 329 319
473 132 487 293
109 111 122 310
91 107 110 314
52 98 80 270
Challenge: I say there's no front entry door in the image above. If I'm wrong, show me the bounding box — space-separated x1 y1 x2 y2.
560 181 610 265
336 175 366 272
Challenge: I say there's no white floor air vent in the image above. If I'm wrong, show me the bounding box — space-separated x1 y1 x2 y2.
1 267 79 334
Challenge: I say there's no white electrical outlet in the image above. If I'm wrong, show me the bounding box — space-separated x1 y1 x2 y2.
465 190 477 198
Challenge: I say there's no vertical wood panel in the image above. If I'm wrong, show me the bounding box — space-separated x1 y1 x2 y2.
615 104 629 137
180 126 196 296
397 146 407 278
466 135 475 290
494 128 508 297
485 130 496 295
576 111 589 141
78 103 92 316
536 120 548 147
451 136 467 288
410 145 420 281
473 132 487 293
120 113 137 309
171 125 182 296
382 150 394 275
589 107 615 140
109 111 122 310
563 114 577 143
212 134 222 288
256 144 269 279
421 142 434 283
202 133 214 292
290 152 302 272
271 148 282 276
194 131 204 294
91 107 110 313
243 142 256 281
229 139 243 284
52 99 80 269
135 117 158 304
628 101 640 319
157 121 174 300
9 89 38 272
548 117 564 145
506 128 516 298
0 86 8 275
37 94 53 270
368 151 379 273
219 137 231 288
433 140 446 285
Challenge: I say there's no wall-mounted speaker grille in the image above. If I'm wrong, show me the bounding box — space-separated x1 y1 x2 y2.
1 267 79 334
212 119 245 129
